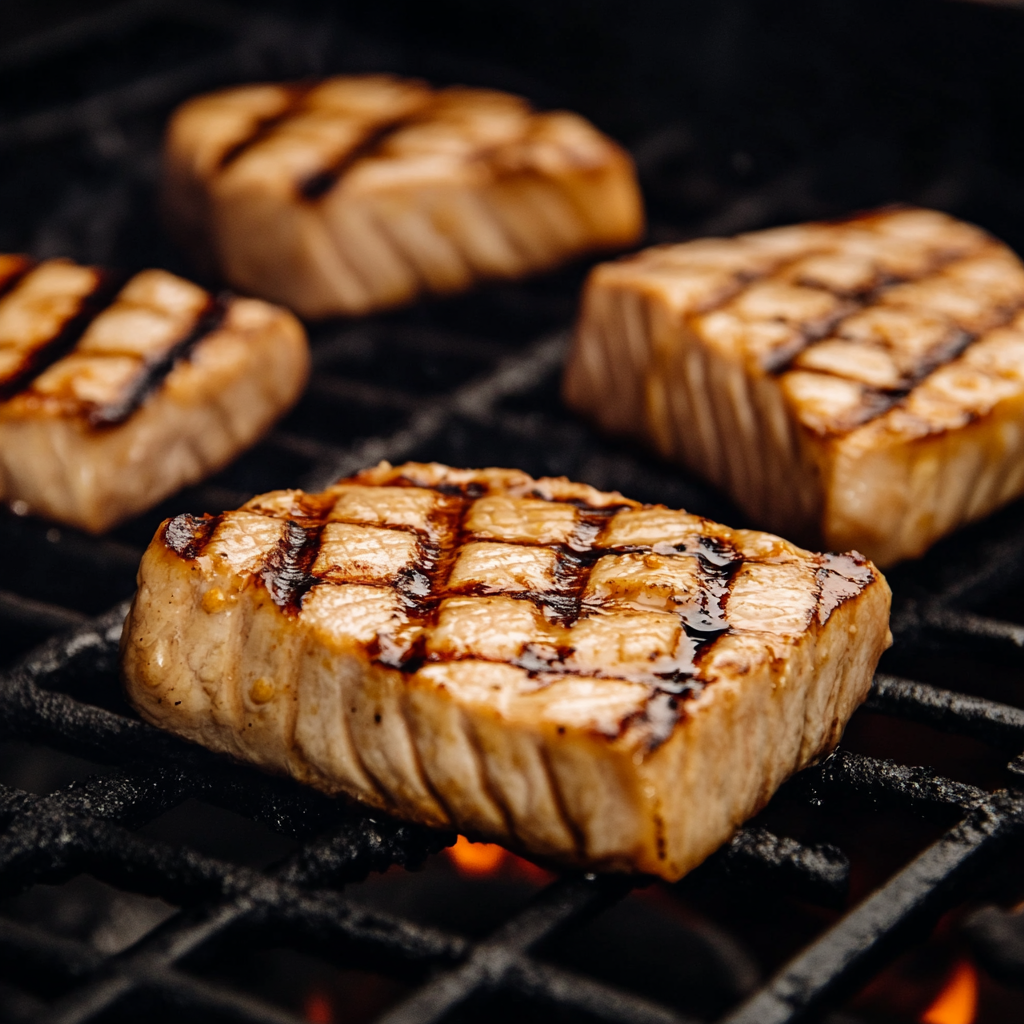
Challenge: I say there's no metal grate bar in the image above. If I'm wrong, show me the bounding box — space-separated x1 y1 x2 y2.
916 604 1024 654
797 749 988 818
501 958 697 1024
2 2 1024 1022
723 792 1024 1024
2 639 845 1024
710 828 849 909
866 675 1024 751
301 331 568 491
0 590 89 631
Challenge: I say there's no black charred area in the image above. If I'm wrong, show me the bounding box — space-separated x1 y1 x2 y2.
163 512 217 561
261 519 322 611
5 3 1024 1024
431 480 487 500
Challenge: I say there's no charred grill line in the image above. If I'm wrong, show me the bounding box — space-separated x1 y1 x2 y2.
87 294 228 426
261 519 322 611
816 553 877 625
763 240 1004 382
299 112 429 201
164 512 217 561
0 256 33 301
400 490 469 622
782 293 1024 436
216 85 313 170
0 269 123 402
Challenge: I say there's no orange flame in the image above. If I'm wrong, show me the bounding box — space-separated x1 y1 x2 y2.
446 835 508 875
920 959 978 1024
304 990 333 1024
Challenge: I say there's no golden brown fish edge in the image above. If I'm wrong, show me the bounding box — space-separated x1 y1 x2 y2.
813 387 1024 566
562 267 822 554
561 234 1024 569
119 475 892 881
0 297 309 534
160 79 646 320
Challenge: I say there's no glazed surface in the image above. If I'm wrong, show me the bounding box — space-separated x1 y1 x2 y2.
123 462 892 879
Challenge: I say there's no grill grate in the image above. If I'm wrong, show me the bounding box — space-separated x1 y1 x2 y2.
4 2 1024 1022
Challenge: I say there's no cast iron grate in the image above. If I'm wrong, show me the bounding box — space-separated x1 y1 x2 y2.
4 2 1024 1022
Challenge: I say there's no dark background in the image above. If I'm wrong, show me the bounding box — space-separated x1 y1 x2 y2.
5 0 1024 253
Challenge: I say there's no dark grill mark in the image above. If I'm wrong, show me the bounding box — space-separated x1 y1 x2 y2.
429 480 487 499
546 547 600 625
236 480 874 752
217 85 312 170
0 269 123 402
376 630 428 673
298 113 428 202
0 256 33 301
762 243 1020 423
790 309 1017 436
816 552 875 625
759 302 858 374
653 673 705 699
899 326 975 389
806 386 904 438
391 493 468 621
88 295 227 427
683 545 742 637
635 691 683 750
164 513 217 560
261 519 322 611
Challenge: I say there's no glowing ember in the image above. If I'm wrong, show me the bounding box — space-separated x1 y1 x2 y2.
446 835 507 875
304 990 333 1024
920 959 978 1024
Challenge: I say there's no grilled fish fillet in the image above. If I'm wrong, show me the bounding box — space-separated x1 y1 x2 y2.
162 75 644 319
0 258 308 533
563 207 1024 566
121 461 891 880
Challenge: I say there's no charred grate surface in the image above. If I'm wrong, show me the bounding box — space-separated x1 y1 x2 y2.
4 1 1024 1022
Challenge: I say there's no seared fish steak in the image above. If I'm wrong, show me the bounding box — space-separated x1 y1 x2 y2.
122 462 891 880
0 258 308 532
163 75 644 318
564 207 1024 565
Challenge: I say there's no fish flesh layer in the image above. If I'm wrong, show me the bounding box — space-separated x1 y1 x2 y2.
0 257 308 532
563 207 1024 566
121 461 891 879
162 75 645 318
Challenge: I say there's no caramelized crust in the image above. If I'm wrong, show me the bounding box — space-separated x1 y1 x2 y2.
564 207 1024 564
0 259 308 532
163 74 645 318
122 461 891 879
